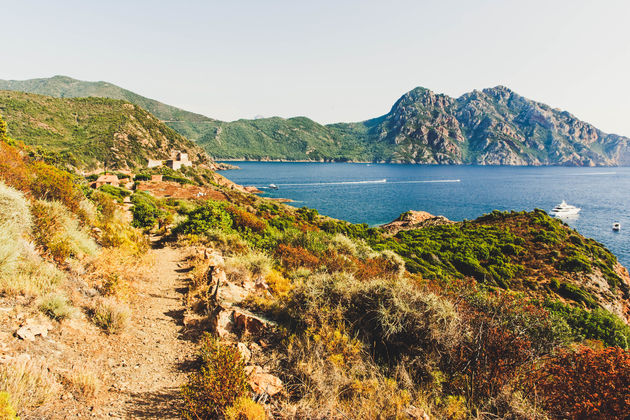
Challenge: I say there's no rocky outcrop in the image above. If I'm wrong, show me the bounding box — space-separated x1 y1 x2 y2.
381 210 453 235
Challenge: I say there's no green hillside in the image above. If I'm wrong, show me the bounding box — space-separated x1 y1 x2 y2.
0 90 213 170
0 75 212 123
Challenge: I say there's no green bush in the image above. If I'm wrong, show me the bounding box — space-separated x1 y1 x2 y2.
175 201 233 235
559 254 592 273
133 173 151 181
99 185 131 202
130 192 166 229
544 300 630 348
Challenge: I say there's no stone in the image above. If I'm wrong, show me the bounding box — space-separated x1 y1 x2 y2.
244 365 283 396
234 312 265 336
405 405 430 420
15 318 52 341
237 342 251 363
215 308 234 338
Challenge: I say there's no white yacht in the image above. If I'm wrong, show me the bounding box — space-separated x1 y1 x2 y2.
613 222 621 231
268 184 279 190
550 200 581 217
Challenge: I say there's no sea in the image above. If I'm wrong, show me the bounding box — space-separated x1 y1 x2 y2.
218 162 630 269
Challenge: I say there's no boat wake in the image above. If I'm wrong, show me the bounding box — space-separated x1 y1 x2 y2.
278 179 387 186
270 179 461 187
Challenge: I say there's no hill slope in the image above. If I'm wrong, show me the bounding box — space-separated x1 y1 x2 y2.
3 76 630 165
0 90 214 170
0 75 212 123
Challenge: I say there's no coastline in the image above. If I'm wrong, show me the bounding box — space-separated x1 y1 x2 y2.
215 158 628 168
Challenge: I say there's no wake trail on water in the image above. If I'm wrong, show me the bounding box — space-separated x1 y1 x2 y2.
264 179 461 187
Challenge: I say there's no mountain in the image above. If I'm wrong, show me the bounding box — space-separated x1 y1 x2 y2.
0 75 212 123
196 86 630 165
3 76 630 166
0 90 215 170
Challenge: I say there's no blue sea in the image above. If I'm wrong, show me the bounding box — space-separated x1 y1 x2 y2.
219 162 630 268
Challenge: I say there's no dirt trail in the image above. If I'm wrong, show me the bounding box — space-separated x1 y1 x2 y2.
100 246 195 419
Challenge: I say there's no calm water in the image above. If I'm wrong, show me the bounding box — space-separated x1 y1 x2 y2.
219 162 630 268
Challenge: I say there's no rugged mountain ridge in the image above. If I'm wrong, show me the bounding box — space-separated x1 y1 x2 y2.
3 76 629 165
0 90 216 170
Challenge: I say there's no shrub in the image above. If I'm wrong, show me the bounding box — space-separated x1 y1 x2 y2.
286 274 462 368
265 269 292 297
276 244 320 270
131 192 165 229
99 184 131 202
0 391 19 420
89 298 130 334
227 205 268 233
29 161 84 214
176 201 233 235
224 397 266 420
533 346 630 418
39 293 76 320
544 300 630 348
559 253 592 273
31 200 98 263
181 335 249 419
225 251 273 285
63 366 100 400
0 357 60 412
0 182 32 279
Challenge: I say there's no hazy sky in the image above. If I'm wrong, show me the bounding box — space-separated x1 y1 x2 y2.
3 0 630 134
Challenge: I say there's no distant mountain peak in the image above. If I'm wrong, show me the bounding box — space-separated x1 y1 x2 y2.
2 76 629 166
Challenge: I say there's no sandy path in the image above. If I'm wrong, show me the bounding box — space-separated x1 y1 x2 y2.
100 246 194 419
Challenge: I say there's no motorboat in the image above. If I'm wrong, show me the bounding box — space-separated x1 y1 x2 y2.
550 200 581 217
268 184 279 190
613 222 621 231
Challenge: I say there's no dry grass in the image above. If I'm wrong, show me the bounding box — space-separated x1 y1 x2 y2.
85 247 156 301
0 357 60 412
225 251 273 285
63 366 101 400
0 181 32 281
31 199 99 262
89 297 131 334
0 183 67 296
39 293 77 320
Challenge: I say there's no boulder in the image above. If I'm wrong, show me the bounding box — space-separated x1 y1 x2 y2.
234 311 265 336
381 210 452 235
244 365 283 396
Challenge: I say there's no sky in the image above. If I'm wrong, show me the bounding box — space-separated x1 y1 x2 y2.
3 0 630 135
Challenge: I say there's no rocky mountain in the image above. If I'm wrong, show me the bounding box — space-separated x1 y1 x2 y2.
0 90 216 170
2 76 629 165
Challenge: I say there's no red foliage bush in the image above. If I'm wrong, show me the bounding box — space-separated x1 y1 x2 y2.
533 346 630 419
226 205 268 233
29 161 83 213
0 142 84 214
320 250 356 273
445 292 561 405
276 243 320 270
0 141 31 191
